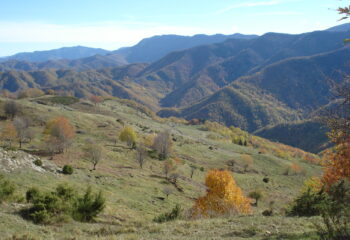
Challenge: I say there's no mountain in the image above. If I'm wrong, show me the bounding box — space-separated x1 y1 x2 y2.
254 120 330 153
0 54 128 71
158 47 350 132
114 33 258 63
136 30 350 109
326 22 350 32
0 46 112 63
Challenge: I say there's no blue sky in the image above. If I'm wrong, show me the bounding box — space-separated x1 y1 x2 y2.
0 0 345 56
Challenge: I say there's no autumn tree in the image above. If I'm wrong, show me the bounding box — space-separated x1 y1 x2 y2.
85 143 103 170
152 130 172 160
192 170 251 218
89 95 103 106
17 88 45 99
13 117 31 148
163 159 176 179
1 122 17 147
4 101 19 120
135 145 147 169
44 116 75 154
241 154 253 172
119 126 137 148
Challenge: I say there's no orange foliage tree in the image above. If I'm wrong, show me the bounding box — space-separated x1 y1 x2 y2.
192 170 251 218
0 122 17 147
44 116 75 153
322 142 350 188
89 95 103 106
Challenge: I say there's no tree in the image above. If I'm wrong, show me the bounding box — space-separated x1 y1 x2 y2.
0 122 17 147
135 145 147 169
192 170 251 218
89 95 103 106
17 88 45 99
44 116 75 154
162 186 174 199
190 165 197 178
163 159 176 179
242 154 253 172
4 101 19 120
248 190 263 207
152 130 172 160
13 117 31 148
86 144 103 170
119 126 137 148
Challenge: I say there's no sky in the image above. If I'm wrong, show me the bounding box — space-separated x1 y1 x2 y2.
0 0 346 56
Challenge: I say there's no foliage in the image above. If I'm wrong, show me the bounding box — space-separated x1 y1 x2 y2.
248 190 263 206
33 159 42 167
153 204 181 223
163 159 176 178
44 116 75 153
1 122 17 147
0 175 16 203
62 165 74 175
119 126 137 148
322 142 350 188
24 184 105 224
72 187 105 222
287 188 326 217
192 170 251 218
4 101 19 120
17 88 45 99
314 180 350 240
45 96 79 105
89 95 103 106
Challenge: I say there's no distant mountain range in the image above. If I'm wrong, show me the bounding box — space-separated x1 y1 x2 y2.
1 23 350 152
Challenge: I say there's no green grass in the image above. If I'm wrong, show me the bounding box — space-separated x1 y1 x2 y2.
0 97 323 239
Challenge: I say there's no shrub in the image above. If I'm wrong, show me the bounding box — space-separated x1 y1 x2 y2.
154 204 181 223
314 180 350 240
24 184 105 224
72 187 105 222
62 165 74 175
287 188 326 217
33 159 42 167
0 175 16 203
248 190 263 207
26 187 40 203
119 126 137 148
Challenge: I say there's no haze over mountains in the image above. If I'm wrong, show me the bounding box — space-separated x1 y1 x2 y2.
1 23 350 152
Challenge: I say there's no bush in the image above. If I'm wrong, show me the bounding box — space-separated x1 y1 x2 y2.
0 175 16 203
314 180 350 240
26 187 40 203
287 188 326 217
24 184 105 224
72 187 105 222
62 165 74 175
154 204 181 223
33 159 42 167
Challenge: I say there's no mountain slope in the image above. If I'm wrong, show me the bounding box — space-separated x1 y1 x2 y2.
0 46 111 62
137 30 350 108
114 33 258 63
254 120 330 153
159 47 350 132
0 54 128 71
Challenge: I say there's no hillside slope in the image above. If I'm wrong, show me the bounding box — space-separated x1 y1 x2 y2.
0 96 321 239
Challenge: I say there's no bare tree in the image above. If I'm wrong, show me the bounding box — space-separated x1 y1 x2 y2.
135 145 147 169
190 165 197 179
13 117 31 148
162 186 174 198
4 101 19 120
152 130 172 160
86 144 103 170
